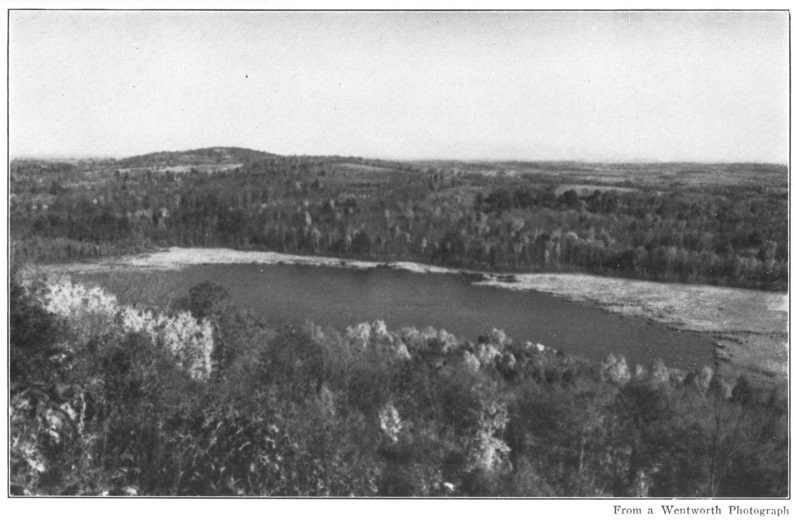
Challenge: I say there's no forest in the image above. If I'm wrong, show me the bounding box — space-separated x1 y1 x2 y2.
10 276 788 497
9 148 789 496
9 148 789 290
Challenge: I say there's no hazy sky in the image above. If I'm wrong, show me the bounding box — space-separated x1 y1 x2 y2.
9 11 789 162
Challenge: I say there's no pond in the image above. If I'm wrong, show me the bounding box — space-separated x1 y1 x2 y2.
73 262 714 371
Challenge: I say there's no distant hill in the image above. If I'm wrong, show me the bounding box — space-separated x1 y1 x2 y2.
119 147 279 167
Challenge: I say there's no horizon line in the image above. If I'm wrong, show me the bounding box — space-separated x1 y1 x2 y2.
9 148 790 167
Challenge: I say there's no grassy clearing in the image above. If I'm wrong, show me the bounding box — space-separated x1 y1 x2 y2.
333 163 398 174
477 273 788 381
552 184 639 197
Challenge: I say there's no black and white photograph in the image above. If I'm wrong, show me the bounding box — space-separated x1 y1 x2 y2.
5 5 790 507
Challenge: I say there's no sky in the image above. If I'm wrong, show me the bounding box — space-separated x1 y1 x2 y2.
8 10 790 162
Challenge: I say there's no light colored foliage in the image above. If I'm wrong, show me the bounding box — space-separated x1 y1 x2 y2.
41 278 213 378
378 402 403 443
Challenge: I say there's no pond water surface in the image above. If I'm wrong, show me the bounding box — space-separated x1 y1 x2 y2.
75 262 715 371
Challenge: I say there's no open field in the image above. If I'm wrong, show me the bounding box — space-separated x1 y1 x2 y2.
552 184 639 197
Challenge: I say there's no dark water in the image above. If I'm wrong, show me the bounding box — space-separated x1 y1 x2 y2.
77 263 714 371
